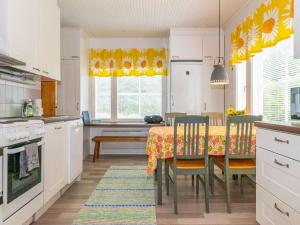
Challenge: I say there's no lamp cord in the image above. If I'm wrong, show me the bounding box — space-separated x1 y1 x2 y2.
218 0 221 61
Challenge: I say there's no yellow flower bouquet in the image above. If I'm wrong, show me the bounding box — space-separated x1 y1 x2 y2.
227 106 246 116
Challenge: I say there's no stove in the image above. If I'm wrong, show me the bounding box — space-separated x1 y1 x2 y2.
0 119 45 222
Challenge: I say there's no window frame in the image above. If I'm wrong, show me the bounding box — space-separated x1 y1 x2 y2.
91 76 167 122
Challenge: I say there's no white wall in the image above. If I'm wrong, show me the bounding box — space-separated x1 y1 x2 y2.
89 37 169 49
223 0 265 110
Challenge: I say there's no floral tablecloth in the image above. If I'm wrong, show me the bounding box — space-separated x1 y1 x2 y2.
146 126 256 174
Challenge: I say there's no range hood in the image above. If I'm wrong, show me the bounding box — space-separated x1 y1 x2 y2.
0 53 26 66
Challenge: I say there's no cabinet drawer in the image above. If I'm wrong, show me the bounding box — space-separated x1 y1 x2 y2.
257 147 300 213
256 128 300 161
256 185 300 225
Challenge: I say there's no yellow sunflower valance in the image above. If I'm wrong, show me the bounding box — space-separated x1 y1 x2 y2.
230 0 294 65
89 48 168 77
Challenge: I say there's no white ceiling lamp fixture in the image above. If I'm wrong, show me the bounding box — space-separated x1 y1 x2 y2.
210 0 229 85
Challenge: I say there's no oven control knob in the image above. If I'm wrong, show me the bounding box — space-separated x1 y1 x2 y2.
8 136 16 141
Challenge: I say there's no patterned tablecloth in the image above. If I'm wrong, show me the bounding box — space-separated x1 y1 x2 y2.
146 126 256 174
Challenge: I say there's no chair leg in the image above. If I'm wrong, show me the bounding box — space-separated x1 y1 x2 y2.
196 175 199 196
174 174 178 214
204 172 210 213
192 174 194 187
210 160 215 195
240 175 244 195
225 170 232 213
97 141 101 159
154 169 158 181
165 161 169 196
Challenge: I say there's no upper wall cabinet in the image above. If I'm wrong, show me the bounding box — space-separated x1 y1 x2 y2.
0 0 61 80
169 28 224 61
169 35 203 60
61 28 81 60
295 0 300 58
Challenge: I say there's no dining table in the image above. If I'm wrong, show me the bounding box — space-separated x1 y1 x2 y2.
146 125 257 205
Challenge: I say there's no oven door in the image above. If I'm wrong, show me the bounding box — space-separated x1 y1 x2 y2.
2 138 44 220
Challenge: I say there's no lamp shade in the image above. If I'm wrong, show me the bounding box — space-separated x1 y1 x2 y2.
210 64 229 85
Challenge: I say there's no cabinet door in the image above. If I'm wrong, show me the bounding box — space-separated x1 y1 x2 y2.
61 28 81 60
201 60 224 112
37 0 60 80
202 35 223 61
170 35 203 60
7 0 37 65
170 62 202 114
295 0 300 58
58 60 81 115
44 122 66 203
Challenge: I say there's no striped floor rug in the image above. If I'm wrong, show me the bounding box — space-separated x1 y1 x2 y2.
73 166 156 225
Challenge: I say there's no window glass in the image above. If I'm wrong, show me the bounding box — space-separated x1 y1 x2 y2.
252 38 300 121
117 76 162 119
95 77 111 119
236 61 247 110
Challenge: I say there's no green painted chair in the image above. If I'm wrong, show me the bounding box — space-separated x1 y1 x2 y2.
165 115 210 214
210 115 262 213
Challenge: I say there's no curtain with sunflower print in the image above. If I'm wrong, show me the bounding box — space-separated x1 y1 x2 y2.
89 48 167 77
230 0 294 65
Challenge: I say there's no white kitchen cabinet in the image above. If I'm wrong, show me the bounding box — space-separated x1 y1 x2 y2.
294 0 300 58
58 28 89 115
58 60 81 115
61 28 81 60
169 35 203 60
0 0 60 80
170 62 203 114
256 124 300 225
44 122 67 203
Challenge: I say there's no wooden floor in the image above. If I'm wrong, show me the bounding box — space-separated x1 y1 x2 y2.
34 155 257 225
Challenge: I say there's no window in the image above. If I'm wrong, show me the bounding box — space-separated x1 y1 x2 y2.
236 61 247 110
95 76 163 120
252 38 300 122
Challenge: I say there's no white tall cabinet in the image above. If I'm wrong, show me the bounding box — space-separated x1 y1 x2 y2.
169 28 225 114
58 28 89 116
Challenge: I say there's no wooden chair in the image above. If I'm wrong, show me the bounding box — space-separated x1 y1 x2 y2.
165 112 187 126
165 116 210 214
201 112 224 126
210 115 262 213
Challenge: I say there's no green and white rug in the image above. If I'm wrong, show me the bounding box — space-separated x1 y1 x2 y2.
73 166 156 225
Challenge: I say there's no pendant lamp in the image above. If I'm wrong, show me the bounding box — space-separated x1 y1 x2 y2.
210 0 229 85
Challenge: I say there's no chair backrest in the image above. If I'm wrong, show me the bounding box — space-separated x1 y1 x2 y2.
225 115 262 159
201 112 224 126
173 116 209 162
165 112 187 126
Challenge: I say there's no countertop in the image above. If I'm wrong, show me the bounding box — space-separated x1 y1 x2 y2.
255 121 300 135
84 121 165 128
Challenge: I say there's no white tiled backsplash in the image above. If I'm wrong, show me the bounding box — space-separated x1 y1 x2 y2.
0 79 41 117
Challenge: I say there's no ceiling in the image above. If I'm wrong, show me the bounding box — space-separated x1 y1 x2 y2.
58 0 249 37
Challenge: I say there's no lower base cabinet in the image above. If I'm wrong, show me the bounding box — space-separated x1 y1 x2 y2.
44 122 67 203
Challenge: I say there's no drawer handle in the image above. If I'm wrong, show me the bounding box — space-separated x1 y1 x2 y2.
274 203 289 217
274 159 289 168
274 137 289 144
32 67 41 72
54 126 62 130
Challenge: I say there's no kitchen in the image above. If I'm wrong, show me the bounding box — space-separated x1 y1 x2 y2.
0 0 300 225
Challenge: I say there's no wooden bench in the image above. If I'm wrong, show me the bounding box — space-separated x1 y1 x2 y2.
92 136 148 162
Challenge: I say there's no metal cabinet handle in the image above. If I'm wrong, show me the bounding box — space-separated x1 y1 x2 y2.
274 203 289 217
32 67 41 72
274 159 289 168
43 71 49 74
72 56 79 58
274 137 289 144
171 96 174 106
54 126 62 130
